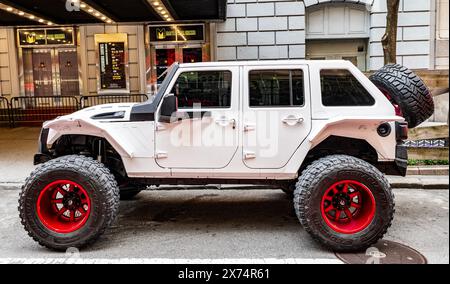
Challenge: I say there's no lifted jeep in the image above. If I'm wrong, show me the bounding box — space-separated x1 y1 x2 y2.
20 61 434 251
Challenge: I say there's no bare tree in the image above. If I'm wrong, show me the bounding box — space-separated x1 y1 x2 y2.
381 0 400 65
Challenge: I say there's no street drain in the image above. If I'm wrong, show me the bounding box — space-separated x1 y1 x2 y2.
335 240 427 264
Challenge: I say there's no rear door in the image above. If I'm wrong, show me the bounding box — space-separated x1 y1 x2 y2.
242 64 311 169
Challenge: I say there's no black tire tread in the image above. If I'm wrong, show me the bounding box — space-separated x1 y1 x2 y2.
294 155 395 252
370 64 434 128
18 155 120 251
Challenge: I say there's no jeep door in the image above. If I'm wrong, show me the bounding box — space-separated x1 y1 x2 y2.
155 66 240 169
242 65 311 169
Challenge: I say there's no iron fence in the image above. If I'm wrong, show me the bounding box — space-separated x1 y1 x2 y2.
9 96 80 127
0 96 12 127
1 94 150 127
80 94 148 108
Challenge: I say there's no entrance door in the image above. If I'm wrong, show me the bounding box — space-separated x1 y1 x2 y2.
23 48 80 96
155 66 239 169
32 50 53 96
306 39 368 71
58 49 80 96
155 48 176 85
242 65 311 169
152 45 204 86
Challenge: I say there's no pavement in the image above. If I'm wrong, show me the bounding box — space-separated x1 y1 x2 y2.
0 188 448 264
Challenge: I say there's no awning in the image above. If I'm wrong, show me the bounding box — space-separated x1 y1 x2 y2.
0 0 227 26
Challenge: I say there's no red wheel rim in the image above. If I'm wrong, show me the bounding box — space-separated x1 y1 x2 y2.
321 180 376 234
37 180 91 234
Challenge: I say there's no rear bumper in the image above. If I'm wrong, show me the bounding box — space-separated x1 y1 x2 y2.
376 145 408 177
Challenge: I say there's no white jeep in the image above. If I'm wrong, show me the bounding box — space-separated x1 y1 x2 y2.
19 60 434 252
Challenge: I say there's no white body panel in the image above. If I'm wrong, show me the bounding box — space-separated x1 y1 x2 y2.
42 60 404 180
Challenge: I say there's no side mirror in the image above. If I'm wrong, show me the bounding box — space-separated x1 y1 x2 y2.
160 94 178 122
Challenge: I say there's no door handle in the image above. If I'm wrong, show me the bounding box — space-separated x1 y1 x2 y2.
244 151 256 160
215 117 236 129
282 115 304 126
155 151 168 159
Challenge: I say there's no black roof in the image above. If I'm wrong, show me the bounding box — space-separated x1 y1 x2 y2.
0 0 227 26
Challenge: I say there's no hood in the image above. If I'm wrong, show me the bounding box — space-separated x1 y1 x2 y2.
48 103 136 126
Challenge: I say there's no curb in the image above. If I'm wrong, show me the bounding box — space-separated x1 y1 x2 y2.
387 176 449 190
407 166 449 176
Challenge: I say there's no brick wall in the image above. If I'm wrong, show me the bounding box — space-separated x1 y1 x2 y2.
216 0 443 71
216 0 306 61
370 0 433 70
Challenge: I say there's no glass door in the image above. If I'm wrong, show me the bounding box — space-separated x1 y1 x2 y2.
182 47 202 63
57 49 80 96
22 48 80 96
31 49 54 97
155 48 176 85
151 45 204 87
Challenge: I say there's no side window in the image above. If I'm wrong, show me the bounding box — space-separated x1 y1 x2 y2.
320 69 375 106
249 70 304 107
171 70 232 109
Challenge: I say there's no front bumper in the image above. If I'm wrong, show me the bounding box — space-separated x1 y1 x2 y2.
34 128 51 165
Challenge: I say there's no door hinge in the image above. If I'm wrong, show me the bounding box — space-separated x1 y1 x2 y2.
156 123 166 131
244 124 256 132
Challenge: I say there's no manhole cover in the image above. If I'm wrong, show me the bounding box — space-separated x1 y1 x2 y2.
335 240 427 264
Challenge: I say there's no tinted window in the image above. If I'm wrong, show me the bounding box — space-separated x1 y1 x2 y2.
249 70 304 107
171 70 232 108
320 69 375 106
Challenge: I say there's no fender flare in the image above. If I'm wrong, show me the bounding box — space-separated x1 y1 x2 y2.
44 118 134 158
307 116 404 160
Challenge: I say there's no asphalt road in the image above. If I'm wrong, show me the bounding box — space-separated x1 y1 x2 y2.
0 188 448 264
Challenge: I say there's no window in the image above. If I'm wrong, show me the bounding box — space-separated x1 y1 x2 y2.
171 70 232 109
249 70 304 107
320 69 375 106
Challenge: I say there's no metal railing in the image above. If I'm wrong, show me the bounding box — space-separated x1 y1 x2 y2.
10 96 80 127
80 94 148 108
0 96 12 127
0 94 150 127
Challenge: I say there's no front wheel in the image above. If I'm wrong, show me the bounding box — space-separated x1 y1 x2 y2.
19 155 120 251
294 155 395 252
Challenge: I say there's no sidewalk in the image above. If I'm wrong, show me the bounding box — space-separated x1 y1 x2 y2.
0 127 448 190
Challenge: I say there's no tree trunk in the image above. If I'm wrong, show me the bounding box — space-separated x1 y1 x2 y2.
382 0 400 65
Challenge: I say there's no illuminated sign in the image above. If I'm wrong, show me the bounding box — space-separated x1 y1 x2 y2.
150 24 204 42
99 42 127 90
18 28 75 46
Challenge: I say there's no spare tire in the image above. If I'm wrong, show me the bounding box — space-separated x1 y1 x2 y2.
370 64 434 128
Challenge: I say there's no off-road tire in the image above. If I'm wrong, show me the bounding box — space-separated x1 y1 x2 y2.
294 155 395 252
370 64 434 128
19 155 120 251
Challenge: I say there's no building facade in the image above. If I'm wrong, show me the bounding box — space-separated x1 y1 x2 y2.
0 0 448 100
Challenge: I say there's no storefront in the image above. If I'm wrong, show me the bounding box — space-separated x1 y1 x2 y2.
148 24 210 86
17 27 80 97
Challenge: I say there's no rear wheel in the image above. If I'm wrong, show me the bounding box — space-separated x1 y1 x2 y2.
294 155 395 252
19 155 120 251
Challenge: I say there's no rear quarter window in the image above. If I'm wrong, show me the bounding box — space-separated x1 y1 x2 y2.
320 69 375 107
